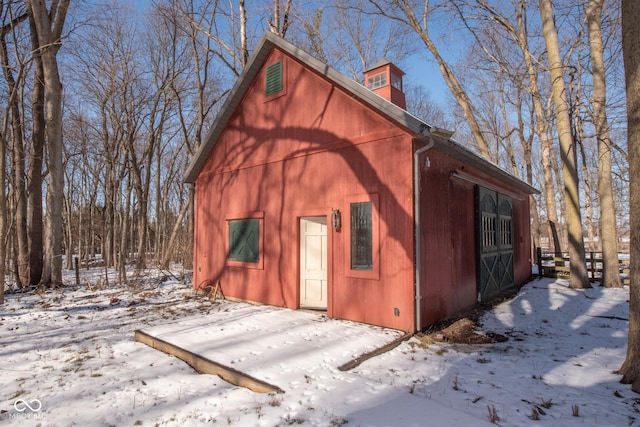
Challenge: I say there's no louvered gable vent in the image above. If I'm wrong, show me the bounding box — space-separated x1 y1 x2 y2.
265 60 283 96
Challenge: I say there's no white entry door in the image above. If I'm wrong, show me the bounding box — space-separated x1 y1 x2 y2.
300 216 328 309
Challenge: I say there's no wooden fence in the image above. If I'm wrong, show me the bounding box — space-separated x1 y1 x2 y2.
536 248 630 285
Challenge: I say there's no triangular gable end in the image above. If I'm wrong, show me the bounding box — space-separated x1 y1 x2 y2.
183 32 430 184
184 31 537 198
194 46 419 180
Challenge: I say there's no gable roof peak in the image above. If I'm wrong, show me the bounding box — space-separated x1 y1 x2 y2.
182 31 536 195
183 31 429 183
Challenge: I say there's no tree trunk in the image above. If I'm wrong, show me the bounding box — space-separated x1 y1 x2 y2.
29 0 70 287
0 30 28 287
28 23 45 286
510 4 562 256
572 62 595 254
184 185 194 270
39 59 64 286
64 195 73 270
587 0 621 288
516 86 541 250
539 0 589 289
618 0 640 393
161 187 193 270
119 172 131 286
414 18 491 160
578 128 595 253
154 146 161 261
239 0 248 66
104 175 115 268
135 191 148 270
269 0 292 38
0 130 6 304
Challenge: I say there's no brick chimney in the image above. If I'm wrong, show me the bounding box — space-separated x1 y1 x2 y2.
364 59 406 110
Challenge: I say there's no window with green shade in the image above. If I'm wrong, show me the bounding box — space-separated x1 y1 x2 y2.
228 218 260 263
350 201 373 271
265 60 283 96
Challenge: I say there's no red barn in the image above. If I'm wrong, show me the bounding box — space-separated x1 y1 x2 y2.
184 32 538 333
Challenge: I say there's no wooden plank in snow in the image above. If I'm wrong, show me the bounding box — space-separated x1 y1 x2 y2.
134 330 284 394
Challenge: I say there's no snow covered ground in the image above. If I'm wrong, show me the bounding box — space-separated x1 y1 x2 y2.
1 267 638 426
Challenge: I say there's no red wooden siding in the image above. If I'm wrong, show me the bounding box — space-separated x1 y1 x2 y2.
194 49 416 331
417 150 532 328
192 43 534 333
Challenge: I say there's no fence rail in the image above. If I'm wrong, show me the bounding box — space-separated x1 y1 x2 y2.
535 248 630 285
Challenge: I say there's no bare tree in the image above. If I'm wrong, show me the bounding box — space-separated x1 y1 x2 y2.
404 84 449 129
28 0 70 287
156 0 230 268
450 0 562 255
27 5 44 285
268 0 292 37
0 113 6 304
299 7 326 62
170 0 248 76
586 0 621 287
618 0 640 393
0 4 28 287
539 0 589 289
331 0 415 82
367 0 491 159
68 2 180 276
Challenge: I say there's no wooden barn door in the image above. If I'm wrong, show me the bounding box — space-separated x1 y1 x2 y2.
477 186 514 302
300 216 328 309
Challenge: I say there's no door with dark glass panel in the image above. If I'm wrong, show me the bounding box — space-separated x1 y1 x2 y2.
477 186 514 301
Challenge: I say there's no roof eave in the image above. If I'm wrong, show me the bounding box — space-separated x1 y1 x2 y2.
183 34 276 184
414 135 539 195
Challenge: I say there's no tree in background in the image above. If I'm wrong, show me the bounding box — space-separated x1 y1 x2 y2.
1 6 29 288
27 2 45 286
0 112 5 304
28 0 70 287
586 0 621 288
367 0 492 160
539 0 589 289
447 0 561 255
618 0 640 393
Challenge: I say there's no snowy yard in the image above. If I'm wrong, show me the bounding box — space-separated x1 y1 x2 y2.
1 267 638 426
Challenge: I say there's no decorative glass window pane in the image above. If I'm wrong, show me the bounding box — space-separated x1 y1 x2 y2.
350 202 373 271
265 61 283 96
497 196 513 249
367 73 387 90
391 73 402 90
500 217 512 247
229 219 260 263
482 213 497 250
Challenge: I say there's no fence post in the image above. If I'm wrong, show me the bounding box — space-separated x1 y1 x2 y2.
536 247 543 277
589 252 595 281
75 257 80 286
